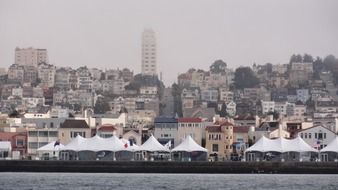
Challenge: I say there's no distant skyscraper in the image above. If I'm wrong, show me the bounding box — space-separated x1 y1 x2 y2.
141 29 157 76
15 47 48 67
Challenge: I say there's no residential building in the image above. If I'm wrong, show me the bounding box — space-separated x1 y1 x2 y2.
55 68 70 90
38 63 55 88
141 29 157 76
297 125 336 150
0 132 27 157
219 88 234 103
7 64 24 83
154 117 178 147
58 119 91 145
261 101 275 114
201 89 218 102
296 89 310 103
205 121 234 160
15 47 48 67
177 118 204 146
27 127 58 156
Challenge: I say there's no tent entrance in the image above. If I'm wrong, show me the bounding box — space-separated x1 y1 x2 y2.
247 153 255 162
60 152 69 160
321 153 328 162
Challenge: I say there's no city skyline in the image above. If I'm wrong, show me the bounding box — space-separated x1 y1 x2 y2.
1 0 338 85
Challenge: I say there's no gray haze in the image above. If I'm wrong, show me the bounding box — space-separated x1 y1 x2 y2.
1 0 338 85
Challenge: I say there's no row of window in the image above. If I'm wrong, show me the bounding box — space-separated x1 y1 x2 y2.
28 131 58 137
300 132 327 139
160 134 171 138
179 123 201 127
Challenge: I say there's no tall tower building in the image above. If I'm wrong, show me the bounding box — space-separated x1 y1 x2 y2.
15 47 48 67
141 29 157 76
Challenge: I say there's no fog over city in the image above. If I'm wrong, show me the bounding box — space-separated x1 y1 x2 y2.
1 0 338 85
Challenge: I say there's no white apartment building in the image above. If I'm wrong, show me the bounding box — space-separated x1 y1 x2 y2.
15 47 48 67
261 101 275 114
141 29 157 76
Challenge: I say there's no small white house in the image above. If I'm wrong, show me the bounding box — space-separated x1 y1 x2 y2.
297 125 336 150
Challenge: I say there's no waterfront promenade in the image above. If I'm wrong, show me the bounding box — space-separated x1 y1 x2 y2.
1 160 338 174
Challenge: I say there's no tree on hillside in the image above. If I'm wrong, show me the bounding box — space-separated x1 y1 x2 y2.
219 102 227 117
94 97 110 114
234 67 260 89
289 54 303 63
303 54 314 63
210 60 227 73
323 55 337 70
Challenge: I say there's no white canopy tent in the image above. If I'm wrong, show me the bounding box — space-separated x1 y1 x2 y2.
37 141 64 160
283 136 318 152
245 136 318 162
172 136 207 152
140 135 170 152
321 136 338 153
61 135 86 151
245 136 318 153
171 135 208 161
121 138 140 152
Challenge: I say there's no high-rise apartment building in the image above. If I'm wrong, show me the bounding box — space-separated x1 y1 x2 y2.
141 29 157 76
15 47 48 67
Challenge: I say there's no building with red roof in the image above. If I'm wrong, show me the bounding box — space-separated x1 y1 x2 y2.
177 117 204 146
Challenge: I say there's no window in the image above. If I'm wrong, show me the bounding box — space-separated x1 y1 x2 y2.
324 133 326 139
308 133 311 139
300 133 303 138
318 133 323 139
49 131 58 137
315 133 317 139
28 131 37 137
70 131 86 138
304 133 307 139
212 144 219 152
38 131 48 137
28 142 38 149
16 139 25 147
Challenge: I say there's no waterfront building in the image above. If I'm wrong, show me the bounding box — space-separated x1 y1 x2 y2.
177 118 204 146
58 119 91 145
154 117 178 147
297 125 336 150
205 121 234 161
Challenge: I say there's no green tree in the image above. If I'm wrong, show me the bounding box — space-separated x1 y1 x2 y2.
303 54 314 63
219 102 227 117
289 54 303 63
210 60 227 73
94 97 110 114
234 67 260 89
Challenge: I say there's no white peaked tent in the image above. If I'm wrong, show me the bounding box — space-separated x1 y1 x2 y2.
245 136 283 153
245 136 318 153
283 136 318 152
320 136 338 161
140 135 169 152
172 136 207 152
0 141 11 159
37 141 64 160
121 138 140 152
37 141 64 151
321 136 338 153
61 135 86 151
77 135 107 152
107 135 126 152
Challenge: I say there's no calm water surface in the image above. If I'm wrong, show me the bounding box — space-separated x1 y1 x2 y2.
0 173 337 190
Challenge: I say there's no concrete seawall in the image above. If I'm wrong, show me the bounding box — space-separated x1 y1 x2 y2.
1 161 338 174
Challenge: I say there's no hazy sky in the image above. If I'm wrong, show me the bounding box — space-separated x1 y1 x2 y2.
1 0 338 86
